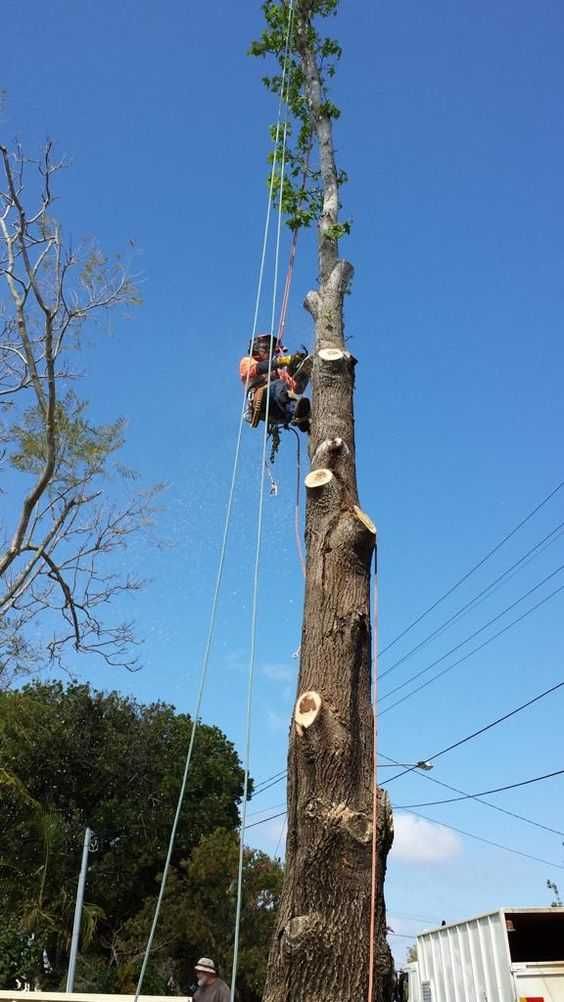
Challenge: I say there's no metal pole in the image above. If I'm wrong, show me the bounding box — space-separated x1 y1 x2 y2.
66 826 91 992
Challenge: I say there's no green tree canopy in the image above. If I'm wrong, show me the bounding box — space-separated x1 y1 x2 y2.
0 681 278 998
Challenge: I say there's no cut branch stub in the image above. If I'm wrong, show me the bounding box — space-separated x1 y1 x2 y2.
304 468 333 490
312 437 349 471
318 347 344 362
304 290 320 319
352 505 377 537
294 690 321 736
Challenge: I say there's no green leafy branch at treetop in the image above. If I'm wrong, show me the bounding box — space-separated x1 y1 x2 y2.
249 0 351 234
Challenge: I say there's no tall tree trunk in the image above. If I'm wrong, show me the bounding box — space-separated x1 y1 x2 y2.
263 6 394 1002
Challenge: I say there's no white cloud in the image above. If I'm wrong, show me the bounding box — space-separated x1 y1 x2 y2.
391 813 462 864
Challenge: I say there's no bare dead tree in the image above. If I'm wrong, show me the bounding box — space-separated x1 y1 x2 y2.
251 3 395 1000
0 143 157 686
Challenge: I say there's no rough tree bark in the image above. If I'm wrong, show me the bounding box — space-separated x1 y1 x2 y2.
263 5 395 1002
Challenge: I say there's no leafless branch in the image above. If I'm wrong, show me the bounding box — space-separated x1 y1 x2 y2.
0 142 150 686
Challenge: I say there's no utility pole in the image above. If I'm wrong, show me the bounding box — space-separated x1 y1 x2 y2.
252 3 395 1001
66 826 92 992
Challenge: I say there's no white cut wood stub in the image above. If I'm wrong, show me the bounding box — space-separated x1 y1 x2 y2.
318 347 344 361
353 505 377 535
305 468 333 490
295 690 322 731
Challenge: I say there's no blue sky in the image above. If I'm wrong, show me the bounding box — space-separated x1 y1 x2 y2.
3 0 564 967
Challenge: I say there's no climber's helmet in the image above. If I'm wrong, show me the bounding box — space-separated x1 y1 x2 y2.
249 333 277 358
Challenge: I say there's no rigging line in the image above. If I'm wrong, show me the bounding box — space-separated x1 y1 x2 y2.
133 21 294 1002
377 581 564 717
380 678 564 785
379 480 564 659
380 519 564 680
403 810 564 872
379 753 564 838
379 563 564 703
245 807 564 871
367 549 379 1002
396 766 564 810
230 7 295 1001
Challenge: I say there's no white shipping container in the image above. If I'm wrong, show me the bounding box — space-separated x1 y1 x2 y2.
402 906 564 1002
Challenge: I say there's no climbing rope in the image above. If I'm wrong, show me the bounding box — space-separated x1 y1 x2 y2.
132 10 296 1001
229 4 296 1001
275 145 311 350
367 547 379 1002
289 427 306 576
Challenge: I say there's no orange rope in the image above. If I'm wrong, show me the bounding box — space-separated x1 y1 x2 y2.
367 549 379 1002
276 225 299 348
275 147 311 349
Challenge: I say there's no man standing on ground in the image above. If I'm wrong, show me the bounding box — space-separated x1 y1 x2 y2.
192 957 230 1002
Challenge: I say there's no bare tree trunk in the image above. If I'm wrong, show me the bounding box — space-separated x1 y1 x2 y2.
263 6 394 1001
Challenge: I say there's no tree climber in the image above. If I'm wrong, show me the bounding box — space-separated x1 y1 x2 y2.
240 333 312 433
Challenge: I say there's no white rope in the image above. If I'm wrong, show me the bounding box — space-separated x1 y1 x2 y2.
230 5 295 1000
133 11 295 999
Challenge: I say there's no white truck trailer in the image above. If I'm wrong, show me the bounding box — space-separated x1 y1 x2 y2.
400 906 564 1002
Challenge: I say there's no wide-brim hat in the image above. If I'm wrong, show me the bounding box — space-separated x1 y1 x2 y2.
194 958 217 975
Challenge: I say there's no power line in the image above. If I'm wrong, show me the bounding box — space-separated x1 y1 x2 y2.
391 767 564 837
253 771 287 796
246 801 286 819
254 767 286 787
380 563 564 698
253 675 564 796
379 480 564 659
389 911 443 924
244 806 564 871
251 752 419 799
380 521 564 680
396 766 564 810
245 809 287 831
378 579 564 716
252 682 564 837
380 750 564 838
403 810 564 871
380 678 564 784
